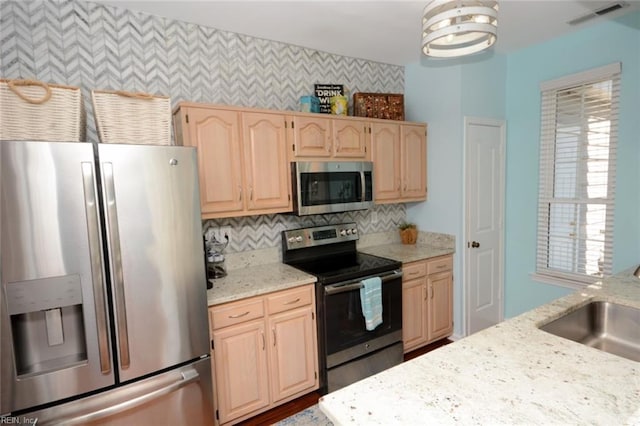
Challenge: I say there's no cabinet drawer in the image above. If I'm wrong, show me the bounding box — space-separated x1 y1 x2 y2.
267 285 313 315
427 256 453 275
403 262 427 280
211 298 265 330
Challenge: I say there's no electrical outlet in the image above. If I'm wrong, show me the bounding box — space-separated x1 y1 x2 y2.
219 226 232 242
204 227 216 243
371 211 378 224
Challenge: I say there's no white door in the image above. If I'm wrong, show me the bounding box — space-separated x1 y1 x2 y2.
464 117 505 335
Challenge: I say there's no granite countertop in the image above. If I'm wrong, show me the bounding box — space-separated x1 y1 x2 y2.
319 271 640 425
207 263 316 306
207 239 454 307
359 243 454 264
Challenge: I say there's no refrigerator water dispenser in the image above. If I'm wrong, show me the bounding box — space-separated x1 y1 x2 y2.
6 275 88 377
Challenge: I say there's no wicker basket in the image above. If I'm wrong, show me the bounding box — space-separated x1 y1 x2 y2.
0 79 86 141
91 89 171 145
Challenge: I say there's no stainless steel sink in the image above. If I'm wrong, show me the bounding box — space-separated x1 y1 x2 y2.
539 301 640 362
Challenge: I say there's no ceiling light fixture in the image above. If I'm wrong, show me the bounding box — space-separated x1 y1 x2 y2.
422 0 499 58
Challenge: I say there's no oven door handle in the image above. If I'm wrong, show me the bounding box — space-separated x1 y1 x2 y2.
324 270 403 295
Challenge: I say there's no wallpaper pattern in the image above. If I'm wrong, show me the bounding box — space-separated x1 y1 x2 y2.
0 0 407 252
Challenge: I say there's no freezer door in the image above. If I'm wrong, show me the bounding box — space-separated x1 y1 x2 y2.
97 144 209 381
21 356 214 426
1 141 115 413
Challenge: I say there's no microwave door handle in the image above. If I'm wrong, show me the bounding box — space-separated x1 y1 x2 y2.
81 162 111 375
360 171 366 202
102 162 131 370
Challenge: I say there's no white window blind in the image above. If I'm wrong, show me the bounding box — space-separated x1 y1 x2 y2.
535 63 620 287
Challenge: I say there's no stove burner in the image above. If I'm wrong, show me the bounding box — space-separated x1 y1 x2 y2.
282 222 400 284
289 252 400 284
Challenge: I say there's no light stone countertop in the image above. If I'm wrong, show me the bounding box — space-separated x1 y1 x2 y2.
319 271 640 425
207 263 316 306
207 236 455 307
359 243 455 264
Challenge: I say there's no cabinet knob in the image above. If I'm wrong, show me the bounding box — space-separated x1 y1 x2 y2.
470 241 480 248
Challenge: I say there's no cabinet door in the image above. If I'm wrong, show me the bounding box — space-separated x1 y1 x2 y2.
186 108 244 216
371 122 401 203
212 320 270 424
427 270 454 341
242 112 292 213
292 115 332 158
332 118 368 158
401 124 427 201
268 306 318 403
402 277 428 353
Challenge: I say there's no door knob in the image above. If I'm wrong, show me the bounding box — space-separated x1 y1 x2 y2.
470 241 480 248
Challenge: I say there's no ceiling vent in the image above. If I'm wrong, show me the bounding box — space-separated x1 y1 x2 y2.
568 1 629 25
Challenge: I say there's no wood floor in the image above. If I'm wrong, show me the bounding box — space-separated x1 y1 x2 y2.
238 338 452 426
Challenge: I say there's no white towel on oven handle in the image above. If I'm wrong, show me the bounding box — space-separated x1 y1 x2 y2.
360 276 382 331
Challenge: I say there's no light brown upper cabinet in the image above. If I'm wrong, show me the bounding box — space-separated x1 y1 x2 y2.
290 114 369 161
400 123 428 201
371 121 427 204
174 101 426 217
174 103 292 219
290 115 332 158
242 112 292 213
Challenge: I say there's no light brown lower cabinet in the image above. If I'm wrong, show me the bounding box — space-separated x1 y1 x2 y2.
209 284 318 425
402 255 453 353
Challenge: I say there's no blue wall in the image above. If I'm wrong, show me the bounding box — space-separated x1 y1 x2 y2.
404 53 507 337
404 62 465 336
504 13 640 317
405 12 640 332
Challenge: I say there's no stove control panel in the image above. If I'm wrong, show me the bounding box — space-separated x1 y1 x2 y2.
283 222 359 250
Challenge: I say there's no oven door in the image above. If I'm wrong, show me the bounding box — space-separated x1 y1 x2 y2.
322 270 402 369
292 161 373 215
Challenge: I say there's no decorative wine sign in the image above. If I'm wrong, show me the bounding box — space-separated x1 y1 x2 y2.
314 84 344 114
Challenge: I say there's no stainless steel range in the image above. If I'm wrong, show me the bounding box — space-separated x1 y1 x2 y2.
282 223 403 394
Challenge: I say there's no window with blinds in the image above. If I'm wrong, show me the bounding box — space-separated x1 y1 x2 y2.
535 63 620 287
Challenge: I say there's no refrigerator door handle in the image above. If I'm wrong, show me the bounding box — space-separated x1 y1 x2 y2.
82 162 111 375
102 162 131 370
50 368 201 425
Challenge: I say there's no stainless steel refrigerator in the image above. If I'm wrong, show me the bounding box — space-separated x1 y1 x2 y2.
0 141 214 425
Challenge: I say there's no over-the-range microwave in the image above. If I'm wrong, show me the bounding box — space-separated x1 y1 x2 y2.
291 161 374 216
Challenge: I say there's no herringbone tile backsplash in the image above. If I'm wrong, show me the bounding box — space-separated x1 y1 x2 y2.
204 204 406 253
0 0 407 252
